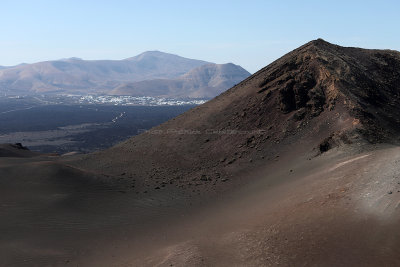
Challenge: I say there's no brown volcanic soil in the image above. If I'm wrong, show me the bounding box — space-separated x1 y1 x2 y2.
4 144 400 266
3 39 400 266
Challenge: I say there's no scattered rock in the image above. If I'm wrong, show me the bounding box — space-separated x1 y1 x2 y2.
200 175 208 181
227 158 236 164
319 137 332 153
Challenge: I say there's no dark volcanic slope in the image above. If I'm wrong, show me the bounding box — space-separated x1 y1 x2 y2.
75 39 400 194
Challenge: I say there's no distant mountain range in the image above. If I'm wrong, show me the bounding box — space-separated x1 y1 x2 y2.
111 63 250 98
0 51 250 98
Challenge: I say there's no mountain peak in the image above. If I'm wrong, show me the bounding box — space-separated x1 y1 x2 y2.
309 38 331 46
131 50 173 58
253 40 400 145
292 38 341 55
123 51 211 72
125 51 207 62
59 57 83 62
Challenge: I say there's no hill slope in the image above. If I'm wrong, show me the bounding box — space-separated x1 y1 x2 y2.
76 39 400 189
111 63 251 98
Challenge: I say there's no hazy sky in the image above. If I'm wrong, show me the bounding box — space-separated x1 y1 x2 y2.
1 0 399 73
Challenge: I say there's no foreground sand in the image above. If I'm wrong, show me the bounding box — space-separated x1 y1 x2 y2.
2 144 400 266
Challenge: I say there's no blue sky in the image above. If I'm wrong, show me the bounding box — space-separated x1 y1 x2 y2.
0 0 399 73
